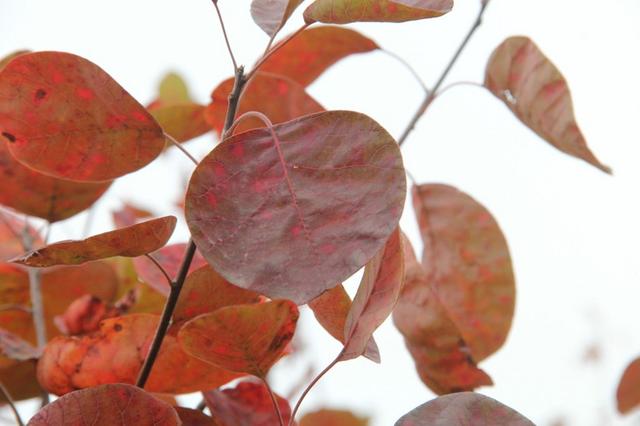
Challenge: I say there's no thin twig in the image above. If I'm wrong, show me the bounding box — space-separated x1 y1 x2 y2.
289 354 340 425
0 304 32 314
262 378 285 426
397 0 492 146
225 110 275 138
211 0 238 71
381 49 429 93
0 381 24 426
223 66 248 133
20 223 47 352
249 23 310 81
165 133 199 166
144 254 173 288
196 399 207 412
437 80 484 96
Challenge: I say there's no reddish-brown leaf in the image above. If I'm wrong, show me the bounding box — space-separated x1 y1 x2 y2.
204 381 292 426
0 50 29 70
204 72 324 136
179 300 298 377
186 110 405 304
13 216 177 267
0 361 41 404
174 265 261 324
175 407 220 426
617 356 640 414
0 51 165 181
0 328 40 361
413 184 515 362
300 409 368 426
393 235 492 394
485 36 610 173
53 294 122 335
27 383 181 426
37 314 242 395
112 202 153 228
259 26 378 87
0 211 41 261
308 284 380 362
303 0 452 24
0 143 111 222
340 228 403 361
395 392 534 425
251 0 304 37
133 243 208 296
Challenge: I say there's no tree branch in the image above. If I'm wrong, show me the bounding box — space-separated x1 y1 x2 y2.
211 0 238 71
0 381 24 426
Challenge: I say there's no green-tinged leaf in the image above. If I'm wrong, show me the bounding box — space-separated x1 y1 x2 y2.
157 72 191 104
187 110 405 304
617 356 640 414
485 36 610 173
179 300 298 377
301 409 368 426
251 0 304 37
0 51 165 181
303 0 452 24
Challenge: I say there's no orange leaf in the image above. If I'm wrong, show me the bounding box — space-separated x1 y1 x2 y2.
179 300 298 377
617 356 640 414
300 409 368 426
0 211 41 261
0 361 41 404
112 202 153 228
0 52 165 181
485 36 610 173
303 0 452 24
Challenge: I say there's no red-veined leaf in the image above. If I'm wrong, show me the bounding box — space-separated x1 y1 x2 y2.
303 0 452 24
308 284 380 362
204 72 324 136
175 407 219 426
0 211 41 261
259 26 379 87
27 383 181 426
340 228 403 361
251 0 304 37
617 356 640 414
0 51 165 181
13 216 177 267
393 234 492 394
179 300 298 377
186 110 405 304
37 314 242 395
413 184 515 361
395 392 534 425
300 409 368 426
485 36 610 173
204 381 293 426
0 328 40 361
112 202 153 228
0 143 111 222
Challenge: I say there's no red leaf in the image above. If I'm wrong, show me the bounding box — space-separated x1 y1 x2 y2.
0 328 40 361
0 51 165 181
112 202 153 228
395 392 534 425
204 72 324 136
53 294 122 335
186 110 405 304
13 216 177 267
303 0 452 24
485 36 610 173
0 143 111 222
174 407 220 426
205 381 293 426
259 26 378 87
251 0 304 37
179 300 298 377
0 50 29 70
300 409 368 426
0 211 41 261
393 234 492 394
0 361 41 403
413 184 515 361
27 383 181 426
617 356 640 414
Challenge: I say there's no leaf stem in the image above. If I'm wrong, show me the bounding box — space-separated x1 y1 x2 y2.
262 378 285 426
0 381 24 426
165 133 199 165
20 223 47 352
397 0 491 146
289 354 340 425
381 49 429 94
211 0 238 71
144 254 174 289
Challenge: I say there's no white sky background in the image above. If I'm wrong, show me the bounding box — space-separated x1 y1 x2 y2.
1 0 640 425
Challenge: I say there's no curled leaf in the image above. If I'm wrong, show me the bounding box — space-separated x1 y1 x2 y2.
303 0 452 24
617 356 640 414
251 0 304 37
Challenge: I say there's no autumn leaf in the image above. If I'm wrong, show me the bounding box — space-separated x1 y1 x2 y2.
300 409 368 426
204 381 293 426
485 36 610 173
186 110 405 304
53 294 122 335
179 300 298 377
0 50 29 70
0 51 165 181
0 211 41 261
0 361 41 404
0 328 40 361
395 392 534 425
251 0 304 37
175 407 220 426
617 356 640 414
112 202 153 228
13 216 177 268
303 0 452 24
259 26 379 87
27 383 181 426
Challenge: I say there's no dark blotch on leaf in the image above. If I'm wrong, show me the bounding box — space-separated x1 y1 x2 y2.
113 323 123 332
1 132 16 143
34 88 47 101
269 332 293 352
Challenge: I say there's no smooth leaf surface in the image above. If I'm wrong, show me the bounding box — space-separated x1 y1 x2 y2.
259 26 379 87
485 36 610 173
187 110 405 304
179 300 298 377
413 184 515 361
0 50 29 70
204 72 324 136
0 211 41 261
617 356 640 414
393 234 492 394
251 0 304 36
27 383 181 426
303 0 452 24
175 407 220 426
340 228 403 361
204 381 293 426
0 143 111 222
0 361 41 403
300 409 368 426
37 314 242 395
13 216 176 267
0 51 165 181
112 202 153 228
395 392 534 425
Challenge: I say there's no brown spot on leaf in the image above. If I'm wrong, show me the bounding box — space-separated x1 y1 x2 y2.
2 132 16 143
34 89 47 102
113 323 123 332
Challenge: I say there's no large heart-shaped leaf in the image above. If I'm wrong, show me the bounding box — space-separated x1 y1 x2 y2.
27 383 181 426
617 356 640 414
0 51 165 181
186 110 405 304
485 36 610 173
303 0 452 24
413 184 515 361
251 0 304 37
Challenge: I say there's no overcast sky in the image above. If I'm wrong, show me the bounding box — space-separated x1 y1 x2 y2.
1 0 640 425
